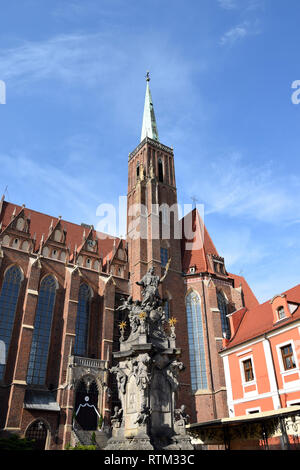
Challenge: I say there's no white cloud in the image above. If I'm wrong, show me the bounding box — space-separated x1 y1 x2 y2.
218 0 238 10
183 151 300 225
218 0 262 11
220 20 261 46
220 24 248 45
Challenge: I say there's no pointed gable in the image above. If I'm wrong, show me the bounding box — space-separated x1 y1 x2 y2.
181 208 220 274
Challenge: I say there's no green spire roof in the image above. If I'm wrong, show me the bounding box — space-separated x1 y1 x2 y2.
140 72 159 142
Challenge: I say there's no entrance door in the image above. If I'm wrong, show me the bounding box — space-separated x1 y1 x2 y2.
25 420 48 450
74 380 99 430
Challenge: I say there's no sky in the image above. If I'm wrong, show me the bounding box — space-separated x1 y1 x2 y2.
0 0 300 303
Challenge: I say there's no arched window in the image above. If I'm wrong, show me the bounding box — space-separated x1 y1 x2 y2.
26 275 56 385
136 161 140 179
74 284 91 357
0 265 22 380
217 291 231 339
186 291 208 391
158 158 163 182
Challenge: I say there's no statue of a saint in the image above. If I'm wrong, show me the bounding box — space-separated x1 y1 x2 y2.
136 261 170 306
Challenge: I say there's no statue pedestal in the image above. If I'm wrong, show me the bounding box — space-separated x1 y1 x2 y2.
105 266 194 450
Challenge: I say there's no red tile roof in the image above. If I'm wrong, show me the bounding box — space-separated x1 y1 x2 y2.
226 283 300 349
228 272 259 311
0 200 119 262
181 208 220 274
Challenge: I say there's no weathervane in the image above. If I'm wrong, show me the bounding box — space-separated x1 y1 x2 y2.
146 71 150 82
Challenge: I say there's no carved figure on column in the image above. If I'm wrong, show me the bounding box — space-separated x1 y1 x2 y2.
174 404 190 431
134 404 152 425
111 406 123 429
136 261 170 307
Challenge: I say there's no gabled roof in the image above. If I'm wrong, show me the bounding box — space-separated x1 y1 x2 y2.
228 272 259 311
0 200 119 263
225 283 300 349
181 208 220 274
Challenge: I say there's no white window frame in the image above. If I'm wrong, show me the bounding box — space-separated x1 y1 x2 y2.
239 354 256 387
276 340 299 375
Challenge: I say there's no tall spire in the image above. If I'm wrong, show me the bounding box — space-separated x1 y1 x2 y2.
140 72 159 142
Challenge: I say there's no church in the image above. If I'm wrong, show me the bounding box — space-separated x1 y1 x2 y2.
0 75 258 449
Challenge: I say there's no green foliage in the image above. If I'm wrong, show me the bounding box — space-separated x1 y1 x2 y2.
66 443 96 450
0 434 35 451
98 414 103 429
91 432 96 444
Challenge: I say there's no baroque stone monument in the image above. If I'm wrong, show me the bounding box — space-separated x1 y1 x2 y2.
105 261 193 450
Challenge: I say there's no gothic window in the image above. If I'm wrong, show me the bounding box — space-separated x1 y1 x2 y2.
160 247 168 268
74 284 91 357
163 299 170 321
217 291 231 339
0 265 22 380
185 291 208 391
136 161 140 179
26 275 56 385
158 158 163 182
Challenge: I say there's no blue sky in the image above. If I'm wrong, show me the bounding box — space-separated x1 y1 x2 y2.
1 0 300 302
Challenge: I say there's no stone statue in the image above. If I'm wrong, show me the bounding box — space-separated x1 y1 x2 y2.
133 353 151 390
116 296 133 312
134 404 152 425
136 262 170 307
110 365 127 395
111 406 123 429
165 360 184 391
174 405 190 431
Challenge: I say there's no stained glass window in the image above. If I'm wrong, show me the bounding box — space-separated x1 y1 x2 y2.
26 276 56 385
0 265 22 380
74 284 91 357
186 291 208 391
217 291 231 339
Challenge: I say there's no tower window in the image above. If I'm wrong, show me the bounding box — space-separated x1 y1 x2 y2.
160 247 168 267
163 300 170 320
158 158 163 182
136 161 140 179
217 291 231 339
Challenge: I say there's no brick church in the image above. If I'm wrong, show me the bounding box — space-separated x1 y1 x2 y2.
0 75 258 449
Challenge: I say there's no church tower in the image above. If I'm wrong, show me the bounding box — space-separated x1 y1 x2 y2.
126 73 193 414
127 73 181 300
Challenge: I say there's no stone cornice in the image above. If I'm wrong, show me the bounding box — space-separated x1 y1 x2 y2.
128 137 173 161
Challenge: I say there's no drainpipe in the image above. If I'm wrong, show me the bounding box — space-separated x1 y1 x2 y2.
263 334 282 408
263 334 290 449
201 279 218 420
